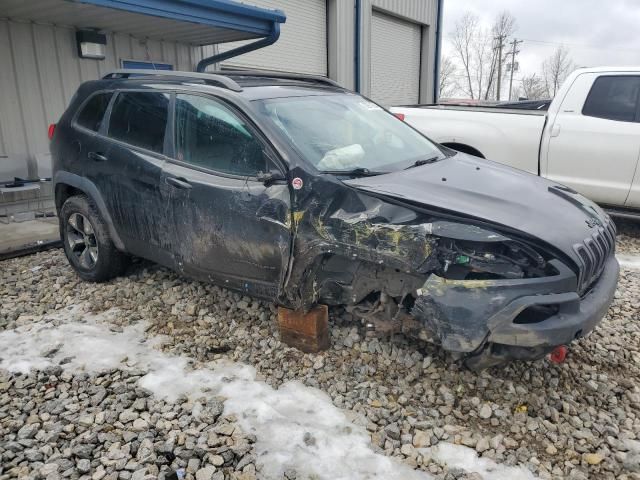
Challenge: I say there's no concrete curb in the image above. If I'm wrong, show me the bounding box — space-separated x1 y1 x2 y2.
0 239 62 261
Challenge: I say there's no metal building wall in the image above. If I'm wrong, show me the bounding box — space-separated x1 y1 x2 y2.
328 0 437 101
200 0 328 76
361 0 438 103
199 0 437 98
327 0 355 90
370 0 435 24
0 18 201 175
370 11 422 105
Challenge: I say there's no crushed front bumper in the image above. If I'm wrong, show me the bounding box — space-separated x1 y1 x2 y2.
412 255 619 354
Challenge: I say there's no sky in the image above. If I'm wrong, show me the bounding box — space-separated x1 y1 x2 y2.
441 0 640 97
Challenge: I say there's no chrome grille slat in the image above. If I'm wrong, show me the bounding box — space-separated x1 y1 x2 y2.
595 230 608 256
574 218 615 295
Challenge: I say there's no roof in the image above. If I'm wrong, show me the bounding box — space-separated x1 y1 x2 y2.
103 68 343 88
0 0 286 45
572 66 640 73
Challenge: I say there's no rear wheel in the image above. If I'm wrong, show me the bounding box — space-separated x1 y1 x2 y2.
60 195 128 282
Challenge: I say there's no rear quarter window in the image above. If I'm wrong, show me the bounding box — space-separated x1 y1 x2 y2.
75 92 113 132
582 75 640 122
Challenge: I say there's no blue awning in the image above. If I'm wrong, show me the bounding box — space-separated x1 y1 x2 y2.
0 0 286 46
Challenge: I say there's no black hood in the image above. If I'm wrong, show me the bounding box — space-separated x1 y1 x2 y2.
344 153 609 267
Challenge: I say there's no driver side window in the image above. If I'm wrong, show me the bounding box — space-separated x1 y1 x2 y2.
175 94 266 176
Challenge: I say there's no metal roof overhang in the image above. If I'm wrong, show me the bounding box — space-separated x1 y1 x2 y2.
0 0 286 46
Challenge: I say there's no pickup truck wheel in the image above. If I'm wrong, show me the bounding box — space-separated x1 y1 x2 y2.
60 195 128 282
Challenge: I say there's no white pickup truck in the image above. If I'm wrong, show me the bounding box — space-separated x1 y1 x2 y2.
392 67 640 217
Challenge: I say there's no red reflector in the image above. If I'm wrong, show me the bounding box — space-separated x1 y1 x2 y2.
48 123 56 140
394 113 405 121
549 345 568 364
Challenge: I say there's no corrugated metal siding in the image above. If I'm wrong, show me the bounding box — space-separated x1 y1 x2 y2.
371 0 435 25
360 0 438 103
0 19 200 166
203 0 327 75
370 11 421 106
327 0 354 89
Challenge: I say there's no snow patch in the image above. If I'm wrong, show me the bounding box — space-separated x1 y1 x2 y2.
0 304 537 480
617 254 640 270
429 443 538 479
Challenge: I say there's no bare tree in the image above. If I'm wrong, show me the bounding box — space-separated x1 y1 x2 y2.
543 46 575 97
518 73 547 100
449 12 480 99
438 55 457 99
449 11 517 100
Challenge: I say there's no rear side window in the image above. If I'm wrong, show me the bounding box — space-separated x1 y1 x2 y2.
108 92 169 153
582 76 640 122
174 94 266 176
76 92 112 132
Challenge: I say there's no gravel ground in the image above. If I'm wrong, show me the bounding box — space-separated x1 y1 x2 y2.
1 220 639 480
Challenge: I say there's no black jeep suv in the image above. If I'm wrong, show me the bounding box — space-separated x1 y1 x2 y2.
51 69 619 368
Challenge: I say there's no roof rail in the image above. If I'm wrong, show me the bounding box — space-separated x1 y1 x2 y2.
221 70 342 88
102 69 243 92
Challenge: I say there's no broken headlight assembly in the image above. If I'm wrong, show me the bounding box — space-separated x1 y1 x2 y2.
436 238 552 280
427 221 557 281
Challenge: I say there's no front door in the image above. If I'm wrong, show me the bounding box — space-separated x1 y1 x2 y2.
161 93 291 299
544 73 640 206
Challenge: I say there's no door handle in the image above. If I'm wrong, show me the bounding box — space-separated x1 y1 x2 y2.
88 151 108 162
165 176 192 190
550 123 561 137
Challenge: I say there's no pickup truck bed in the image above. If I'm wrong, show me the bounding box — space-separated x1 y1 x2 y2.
395 105 547 174
392 66 640 212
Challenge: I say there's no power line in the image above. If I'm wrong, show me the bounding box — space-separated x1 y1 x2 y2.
446 34 640 53
518 38 640 53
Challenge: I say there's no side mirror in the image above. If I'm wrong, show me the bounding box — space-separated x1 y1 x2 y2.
257 169 286 186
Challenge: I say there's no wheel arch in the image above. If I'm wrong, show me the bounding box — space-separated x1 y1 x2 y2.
54 171 126 251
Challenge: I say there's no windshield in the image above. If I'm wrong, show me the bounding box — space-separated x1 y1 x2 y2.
254 94 446 172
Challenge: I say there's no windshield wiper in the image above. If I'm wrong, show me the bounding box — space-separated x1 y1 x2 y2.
320 167 384 177
405 156 441 169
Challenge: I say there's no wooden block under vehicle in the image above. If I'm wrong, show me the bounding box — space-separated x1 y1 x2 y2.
277 304 329 353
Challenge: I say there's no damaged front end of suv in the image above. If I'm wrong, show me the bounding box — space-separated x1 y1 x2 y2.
253 92 618 369
280 170 618 369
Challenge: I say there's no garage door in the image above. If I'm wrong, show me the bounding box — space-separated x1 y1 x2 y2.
371 11 421 106
218 0 327 75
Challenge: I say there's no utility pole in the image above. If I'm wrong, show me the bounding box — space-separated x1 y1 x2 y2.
508 39 523 101
495 34 507 101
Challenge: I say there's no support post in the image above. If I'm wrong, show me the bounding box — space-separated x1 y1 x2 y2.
277 305 330 353
508 39 523 101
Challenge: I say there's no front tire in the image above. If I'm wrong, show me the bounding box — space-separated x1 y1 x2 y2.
60 195 127 282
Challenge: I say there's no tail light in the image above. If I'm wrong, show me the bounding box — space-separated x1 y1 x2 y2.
48 123 56 140
393 113 405 121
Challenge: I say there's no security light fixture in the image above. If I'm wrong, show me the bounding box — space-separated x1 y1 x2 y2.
76 30 107 60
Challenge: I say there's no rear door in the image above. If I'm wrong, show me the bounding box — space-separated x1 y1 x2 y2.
543 73 640 206
161 93 291 299
99 90 171 261
72 90 113 187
